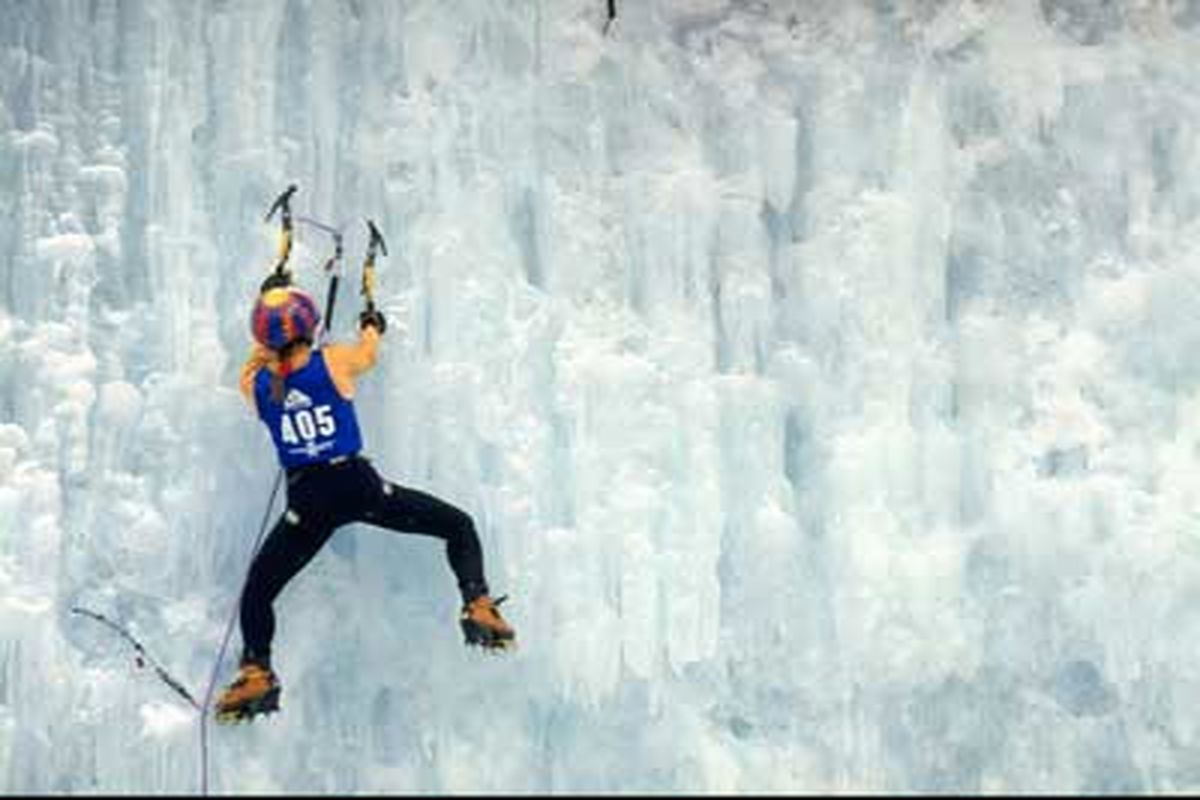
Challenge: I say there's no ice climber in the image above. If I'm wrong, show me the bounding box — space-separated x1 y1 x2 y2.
214 281 515 723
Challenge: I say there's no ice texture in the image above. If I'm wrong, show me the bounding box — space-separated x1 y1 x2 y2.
1 0 1199 793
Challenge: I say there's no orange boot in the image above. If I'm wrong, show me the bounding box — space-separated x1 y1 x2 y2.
214 660 281 723
460 594 516 651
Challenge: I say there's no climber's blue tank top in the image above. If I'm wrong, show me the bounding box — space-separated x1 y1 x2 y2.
254 350 363 468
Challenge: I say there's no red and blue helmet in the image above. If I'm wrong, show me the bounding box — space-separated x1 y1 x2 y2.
251 287 321 350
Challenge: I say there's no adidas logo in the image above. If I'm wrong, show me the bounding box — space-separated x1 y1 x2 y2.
283 389 313 411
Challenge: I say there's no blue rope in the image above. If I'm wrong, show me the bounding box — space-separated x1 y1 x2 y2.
198 467 283 795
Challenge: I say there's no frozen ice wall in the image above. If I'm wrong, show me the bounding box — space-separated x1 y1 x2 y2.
2 0 1200 793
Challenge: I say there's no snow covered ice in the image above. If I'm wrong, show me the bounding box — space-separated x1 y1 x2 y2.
2 0 1200 793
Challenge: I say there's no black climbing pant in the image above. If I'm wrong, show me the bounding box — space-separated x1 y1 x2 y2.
238 455 488 666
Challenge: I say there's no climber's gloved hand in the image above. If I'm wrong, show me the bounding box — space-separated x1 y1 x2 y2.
259 271 292 294
359 308 387 335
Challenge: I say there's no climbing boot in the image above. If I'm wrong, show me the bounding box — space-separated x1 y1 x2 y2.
214 660 281 723
460 594 516 651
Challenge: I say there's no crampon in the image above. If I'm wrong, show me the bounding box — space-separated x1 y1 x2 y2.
215 686 281 724
460 594 516 652
214 663 282 724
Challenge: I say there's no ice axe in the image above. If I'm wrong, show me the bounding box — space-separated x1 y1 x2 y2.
262 184 298 291
361 219 387 316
